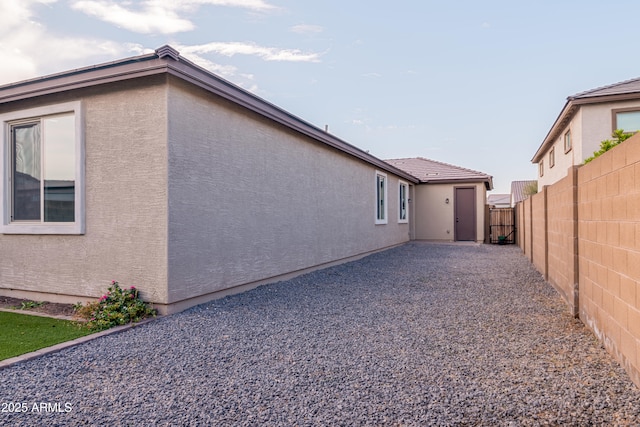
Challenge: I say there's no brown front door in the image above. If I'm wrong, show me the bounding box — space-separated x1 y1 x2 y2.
455 187 476 241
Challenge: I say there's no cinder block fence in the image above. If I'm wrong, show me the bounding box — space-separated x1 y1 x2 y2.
517 133 640 388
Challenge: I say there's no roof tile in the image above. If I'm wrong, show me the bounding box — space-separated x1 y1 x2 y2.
385 157 493 189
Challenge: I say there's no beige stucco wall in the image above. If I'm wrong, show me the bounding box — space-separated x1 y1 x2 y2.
581 100 640 160
0 77 169 304
539 110 580 188
413 182 486 242
165 78 411 305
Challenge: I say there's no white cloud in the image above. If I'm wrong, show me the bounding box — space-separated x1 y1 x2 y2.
362 72 382 78
70 0 276 34
0 1 140 85
290 24 323 34
173 47 261 92
71 1 194 34
182 0 275 11
180 42 322 62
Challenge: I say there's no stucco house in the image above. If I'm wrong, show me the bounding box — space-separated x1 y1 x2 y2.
0 46 493 314
532 77 640 187
384 157 493 242
0 45 427 314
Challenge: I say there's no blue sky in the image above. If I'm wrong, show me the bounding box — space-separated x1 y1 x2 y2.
2 1 640 193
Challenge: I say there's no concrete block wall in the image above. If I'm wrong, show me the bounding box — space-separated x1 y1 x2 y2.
517 132 640 388
578 134 640 388
546 167 579 316
531 188 547 277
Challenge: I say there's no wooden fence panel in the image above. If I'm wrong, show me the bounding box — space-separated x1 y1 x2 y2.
489 208 515 244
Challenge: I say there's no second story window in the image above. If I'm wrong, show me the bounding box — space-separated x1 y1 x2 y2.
564 130 572 153
615 110 640 133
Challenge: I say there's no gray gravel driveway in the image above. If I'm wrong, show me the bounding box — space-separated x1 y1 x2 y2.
2 242 640 426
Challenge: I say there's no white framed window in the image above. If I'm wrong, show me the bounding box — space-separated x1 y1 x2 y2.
375 171 387 224
398 180 408 223
1 101 84 234
549 147 555 168
539 160 544 177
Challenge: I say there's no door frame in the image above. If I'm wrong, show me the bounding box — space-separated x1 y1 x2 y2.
454 185 477 241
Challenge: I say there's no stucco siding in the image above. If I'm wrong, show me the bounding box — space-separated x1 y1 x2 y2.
166 79 409 303
413 182 485 242
0 78 169 304
581 100 640 162
539 110 580 188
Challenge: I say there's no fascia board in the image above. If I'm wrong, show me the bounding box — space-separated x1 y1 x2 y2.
532 91 640 163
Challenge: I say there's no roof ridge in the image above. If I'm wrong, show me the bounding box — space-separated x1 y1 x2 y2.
385 156 490 177
414 156 490 176
570 75 640 99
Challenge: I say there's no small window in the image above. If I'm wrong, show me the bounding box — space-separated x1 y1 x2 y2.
564 130 571 153
549 147 555 168
615 110 640 133
1 102 84 234
398 181 408 223
375 171 387 224
539 160 544 177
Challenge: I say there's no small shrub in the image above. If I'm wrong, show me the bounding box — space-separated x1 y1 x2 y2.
523 181 538 196
584 129 633 163
10 301 44 310
74 281 156 331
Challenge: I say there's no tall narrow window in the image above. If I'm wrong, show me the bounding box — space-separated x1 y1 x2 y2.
549 147 555 168
2 101 84 234
375 171 387 224
398 181 408 223
539 160 544 177
564 130 572 153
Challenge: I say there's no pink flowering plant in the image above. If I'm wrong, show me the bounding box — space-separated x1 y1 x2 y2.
74 281 156 331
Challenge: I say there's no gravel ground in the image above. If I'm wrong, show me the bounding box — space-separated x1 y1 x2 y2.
1 242 640 426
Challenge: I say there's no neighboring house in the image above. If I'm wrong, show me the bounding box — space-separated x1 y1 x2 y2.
385 157 493 242
487 194 511 208
532 77 640 187
0 46 421 314
510 180 536 207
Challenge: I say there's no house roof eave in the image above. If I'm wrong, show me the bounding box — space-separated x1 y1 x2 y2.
0 46 419 185
419 177 493 191
532 90 640 163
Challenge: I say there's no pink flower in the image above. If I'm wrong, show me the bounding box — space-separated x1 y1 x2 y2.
130 286 136 290
111 280 116 285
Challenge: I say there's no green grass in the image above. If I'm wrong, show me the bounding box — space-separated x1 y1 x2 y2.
0 311 93 361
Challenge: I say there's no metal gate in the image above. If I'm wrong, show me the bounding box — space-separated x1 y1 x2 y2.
489 208 515 244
